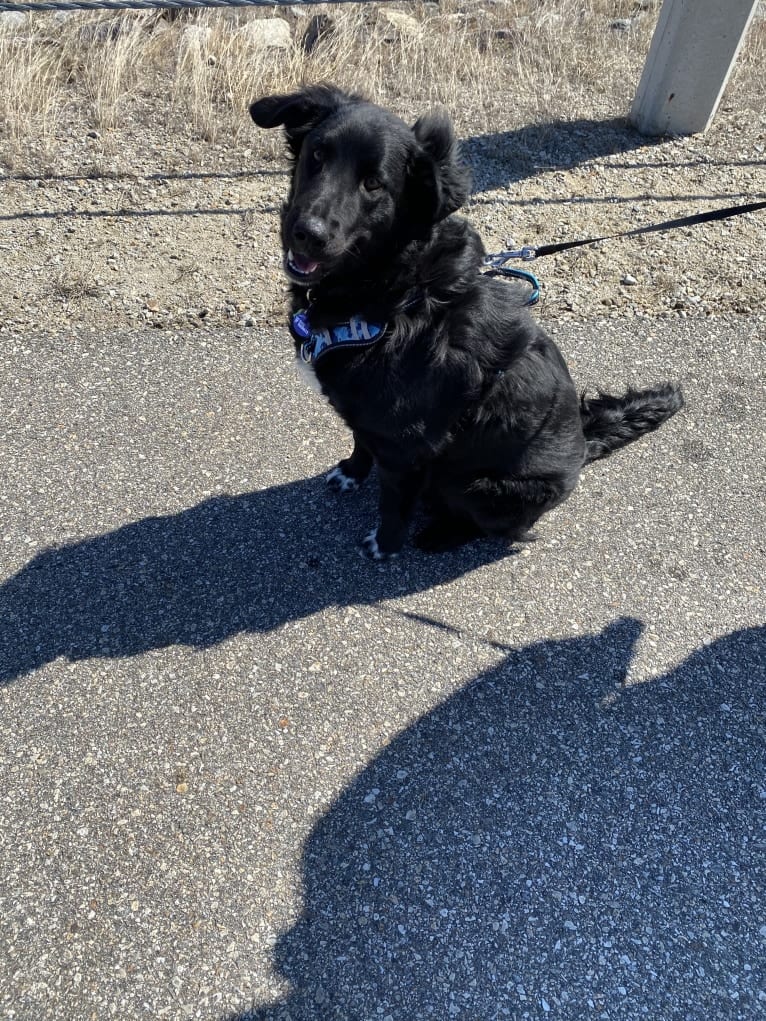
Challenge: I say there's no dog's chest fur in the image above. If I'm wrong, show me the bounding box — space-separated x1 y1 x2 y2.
294 353 324 395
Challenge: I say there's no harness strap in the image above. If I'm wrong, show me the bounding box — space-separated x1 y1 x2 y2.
483 265 540 304
292 310 387 363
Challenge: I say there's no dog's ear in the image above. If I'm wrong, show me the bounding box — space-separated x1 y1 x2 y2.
410 111 472 223
249 85 357 155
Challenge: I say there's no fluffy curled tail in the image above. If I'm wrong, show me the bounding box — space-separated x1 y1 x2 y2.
581 383 684 464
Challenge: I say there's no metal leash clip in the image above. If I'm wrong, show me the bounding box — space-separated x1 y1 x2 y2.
484 245 538 265
483 245 541 305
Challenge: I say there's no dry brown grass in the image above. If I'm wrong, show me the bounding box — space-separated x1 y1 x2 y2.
0 26 66 150
0 1 764 173
52 265 102 298
168 0 659 141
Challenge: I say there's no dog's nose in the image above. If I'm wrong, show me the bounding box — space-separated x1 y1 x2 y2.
291 216 329 253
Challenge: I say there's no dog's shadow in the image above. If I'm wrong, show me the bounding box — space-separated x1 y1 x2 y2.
0 474 510 686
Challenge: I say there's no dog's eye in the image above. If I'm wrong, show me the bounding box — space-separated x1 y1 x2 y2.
311 148 324 166
362 175 383 193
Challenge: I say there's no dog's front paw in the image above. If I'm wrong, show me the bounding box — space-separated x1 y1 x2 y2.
326 466 360 494
360 530 398 562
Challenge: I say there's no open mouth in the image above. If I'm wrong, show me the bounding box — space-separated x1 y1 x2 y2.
285 250 321 282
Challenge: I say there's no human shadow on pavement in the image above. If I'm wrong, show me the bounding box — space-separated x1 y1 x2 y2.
228 618 766 1020
0 475 510 686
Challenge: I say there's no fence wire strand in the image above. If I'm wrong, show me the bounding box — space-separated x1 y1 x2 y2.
1 0 393 13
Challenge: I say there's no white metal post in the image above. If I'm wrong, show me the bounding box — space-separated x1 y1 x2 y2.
630 0 760 136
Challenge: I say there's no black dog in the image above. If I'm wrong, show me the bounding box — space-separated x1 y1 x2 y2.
249 86 683 559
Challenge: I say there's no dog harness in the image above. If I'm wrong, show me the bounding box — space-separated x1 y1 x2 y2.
292 309 387 364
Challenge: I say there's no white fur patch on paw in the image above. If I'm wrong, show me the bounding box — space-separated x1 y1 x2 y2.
361 530 383 560
326 466 359 493
361 529 396 561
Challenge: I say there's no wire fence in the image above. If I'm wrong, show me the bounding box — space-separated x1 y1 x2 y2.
1 0 392 12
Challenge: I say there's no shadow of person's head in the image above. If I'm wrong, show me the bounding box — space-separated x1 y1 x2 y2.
230 618 765 1019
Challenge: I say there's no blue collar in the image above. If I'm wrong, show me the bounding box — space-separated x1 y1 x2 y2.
292 309 387 364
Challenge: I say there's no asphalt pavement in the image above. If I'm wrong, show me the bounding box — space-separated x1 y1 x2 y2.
0 316 764 1020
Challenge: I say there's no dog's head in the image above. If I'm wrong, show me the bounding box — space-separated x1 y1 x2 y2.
249 85 471 286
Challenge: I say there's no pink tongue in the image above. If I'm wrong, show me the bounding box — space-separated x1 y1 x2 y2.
293 253 319 274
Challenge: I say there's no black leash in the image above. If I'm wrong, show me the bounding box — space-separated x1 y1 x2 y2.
532 198 766 260
484 197 766 306
489 198 766 263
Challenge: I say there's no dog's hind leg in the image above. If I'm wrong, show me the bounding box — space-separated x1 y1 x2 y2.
326 433 373 493
462 475 572 544
414 513 482 553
